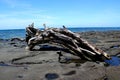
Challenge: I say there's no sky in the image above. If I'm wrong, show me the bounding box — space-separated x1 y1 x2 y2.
0 0 120 29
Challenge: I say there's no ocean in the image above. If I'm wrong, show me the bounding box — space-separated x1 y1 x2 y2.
0 27 120 39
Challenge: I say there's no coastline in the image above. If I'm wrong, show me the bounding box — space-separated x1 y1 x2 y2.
1 27 120 39
0 31 120 80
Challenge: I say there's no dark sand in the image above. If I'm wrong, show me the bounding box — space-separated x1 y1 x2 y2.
0 31 120 80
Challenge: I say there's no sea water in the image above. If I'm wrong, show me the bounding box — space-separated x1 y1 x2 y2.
105 56 120 66
0 27 120 39
0 29 25 39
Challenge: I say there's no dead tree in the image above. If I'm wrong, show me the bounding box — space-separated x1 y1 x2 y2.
25 23 111 61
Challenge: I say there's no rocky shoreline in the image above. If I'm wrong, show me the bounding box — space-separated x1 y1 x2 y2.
0 31 120 80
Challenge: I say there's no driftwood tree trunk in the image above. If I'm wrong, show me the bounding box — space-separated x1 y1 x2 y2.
25 23 111 61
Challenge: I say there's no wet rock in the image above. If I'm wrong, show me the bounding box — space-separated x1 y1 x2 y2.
11 38 25 42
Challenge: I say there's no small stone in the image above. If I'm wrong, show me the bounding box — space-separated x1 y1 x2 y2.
17 75 23 78
63 70 76 75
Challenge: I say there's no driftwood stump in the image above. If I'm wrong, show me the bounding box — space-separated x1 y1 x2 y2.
25 23 111 61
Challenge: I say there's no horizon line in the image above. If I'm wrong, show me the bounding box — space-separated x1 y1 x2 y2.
0 26 120 30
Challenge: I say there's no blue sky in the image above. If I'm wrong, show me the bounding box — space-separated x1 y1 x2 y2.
0 0 120 29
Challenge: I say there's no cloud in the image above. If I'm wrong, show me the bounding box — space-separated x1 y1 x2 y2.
0 18 58 29
1 0 31 8
0 9 59 29
1 0 17 7
0 0 61 29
